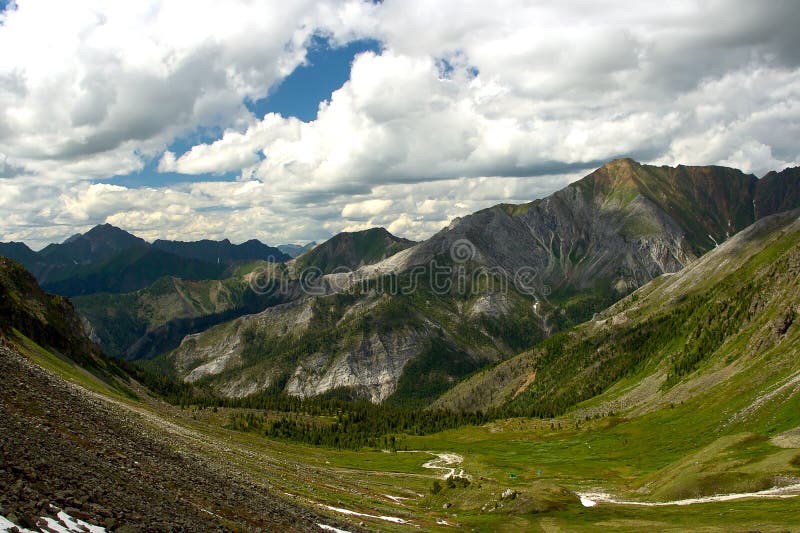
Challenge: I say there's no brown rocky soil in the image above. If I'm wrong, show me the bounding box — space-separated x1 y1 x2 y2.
0 344 352 532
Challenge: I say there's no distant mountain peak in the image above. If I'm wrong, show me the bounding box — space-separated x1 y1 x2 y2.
277 242 317 258
152 237 290 263
293 226 416 273
82 223 146 244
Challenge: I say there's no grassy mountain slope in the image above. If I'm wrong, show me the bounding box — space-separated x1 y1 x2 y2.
73 262 290 359
435 209 800 419
0 256 118 378
293 227 416 274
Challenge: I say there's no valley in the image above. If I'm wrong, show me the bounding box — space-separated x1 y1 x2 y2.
64 160 800 406
4 327 799 532
3 3 800 530
4 329 799 531
1 160 800 531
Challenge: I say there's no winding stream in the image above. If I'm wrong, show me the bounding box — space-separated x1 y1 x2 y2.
403 449 800 508
397 450 466 479
578 483 800 507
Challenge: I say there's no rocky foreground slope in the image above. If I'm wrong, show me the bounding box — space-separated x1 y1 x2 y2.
0 257 347 531
0 343 335 531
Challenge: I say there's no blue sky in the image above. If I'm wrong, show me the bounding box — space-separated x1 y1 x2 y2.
0 1 798 248
246 36 382 123
105 36 382 188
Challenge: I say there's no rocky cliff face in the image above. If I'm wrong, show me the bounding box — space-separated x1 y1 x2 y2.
384 159 767 292
155 159 800 403
284 326 427 403
170 298 316 395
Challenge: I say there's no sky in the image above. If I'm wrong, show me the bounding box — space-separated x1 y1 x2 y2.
0 1 798 249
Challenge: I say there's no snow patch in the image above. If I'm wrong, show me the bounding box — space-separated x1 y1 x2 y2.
318 524 352 533
322 505 410 524
1 506 105 533
579 495 598 507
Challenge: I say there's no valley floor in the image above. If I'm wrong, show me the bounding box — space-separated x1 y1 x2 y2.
2 339 800 531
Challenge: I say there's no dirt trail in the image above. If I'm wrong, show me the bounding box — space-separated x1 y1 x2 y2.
578 483 800 507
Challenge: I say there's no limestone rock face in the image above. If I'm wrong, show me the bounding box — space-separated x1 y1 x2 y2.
172 298 316 388
285 328 426 403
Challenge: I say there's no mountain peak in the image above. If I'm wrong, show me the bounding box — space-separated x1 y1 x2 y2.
590 157 645 191
294 226 415 273
604 157 640 168
37 223 147 266
83 223 144 244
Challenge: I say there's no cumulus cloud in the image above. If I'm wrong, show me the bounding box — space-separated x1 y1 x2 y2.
164 0 800 192
0 0 799 247
0 0 368 180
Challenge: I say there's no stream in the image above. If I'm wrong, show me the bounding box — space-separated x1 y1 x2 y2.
578 483 800 507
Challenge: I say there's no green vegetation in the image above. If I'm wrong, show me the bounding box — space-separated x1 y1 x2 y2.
293 227 415 274
73 261 287 357
222 394 488 450
437 210 800 420
388 337 484 407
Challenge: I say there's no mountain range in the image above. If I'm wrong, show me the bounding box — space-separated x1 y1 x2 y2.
2 158 799 405
0 224 291 296
1 157 799 530
84 158 800 403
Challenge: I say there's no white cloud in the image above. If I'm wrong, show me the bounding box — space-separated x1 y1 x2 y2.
0 0 370 181
341 199 393 219
0 1 799 248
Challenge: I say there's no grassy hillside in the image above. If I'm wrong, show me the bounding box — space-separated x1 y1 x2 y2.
73 261 289 358
435 209 800 421
0 256 118 377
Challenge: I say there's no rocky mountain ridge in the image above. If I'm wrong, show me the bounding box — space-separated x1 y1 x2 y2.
0 224 289 296
157 159 800 403
434 208 800 416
